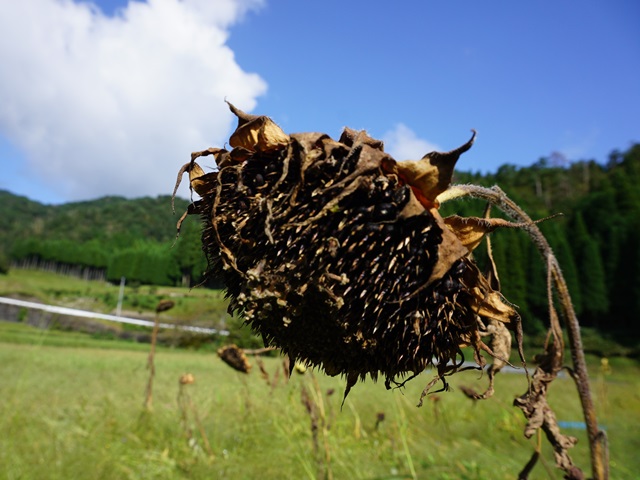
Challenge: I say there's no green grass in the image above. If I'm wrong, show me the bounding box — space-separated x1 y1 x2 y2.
1 322 639 479
1 269 639 478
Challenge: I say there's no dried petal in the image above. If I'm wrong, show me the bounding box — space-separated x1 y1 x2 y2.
383 130 476 207
227 102 289 152
444 215 517 253
187 162 209 196
179 373 195 385
445 214 559 254
426 208 470 285
155 299 175 313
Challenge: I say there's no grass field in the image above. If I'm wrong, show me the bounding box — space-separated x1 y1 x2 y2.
1 321 639 479
1 270 639 479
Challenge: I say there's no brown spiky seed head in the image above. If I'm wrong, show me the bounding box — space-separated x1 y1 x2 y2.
179 104 517 398
217 344 252 374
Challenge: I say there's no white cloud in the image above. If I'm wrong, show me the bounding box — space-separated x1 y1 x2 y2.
382 123 441 161
0 0 266 201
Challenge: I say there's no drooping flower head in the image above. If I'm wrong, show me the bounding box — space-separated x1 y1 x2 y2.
176 103 519 400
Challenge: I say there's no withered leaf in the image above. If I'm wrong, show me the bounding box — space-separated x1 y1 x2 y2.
444 215 519 253
426 208 470 285
464 263 517 325
472 210 515 399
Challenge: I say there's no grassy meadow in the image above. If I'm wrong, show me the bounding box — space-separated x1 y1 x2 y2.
1 271 639 479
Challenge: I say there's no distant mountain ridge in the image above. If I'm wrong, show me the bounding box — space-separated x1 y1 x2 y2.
0 190 190 249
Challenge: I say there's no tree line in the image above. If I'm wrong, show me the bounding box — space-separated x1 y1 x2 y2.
0 193 209 288
1 142 639 338
445 143 640 338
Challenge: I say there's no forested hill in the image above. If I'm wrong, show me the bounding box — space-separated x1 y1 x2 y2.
0 192 208 288
447 143 640 338
1 142 639 338
0 192 189 246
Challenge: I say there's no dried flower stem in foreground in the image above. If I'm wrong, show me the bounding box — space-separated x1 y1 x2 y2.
439 184 609 480
144 300 175 410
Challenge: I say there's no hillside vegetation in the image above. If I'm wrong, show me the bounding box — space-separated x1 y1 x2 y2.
1 142 639 342
0 193 211 288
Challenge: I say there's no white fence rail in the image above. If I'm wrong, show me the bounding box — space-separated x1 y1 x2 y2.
0 296 228 336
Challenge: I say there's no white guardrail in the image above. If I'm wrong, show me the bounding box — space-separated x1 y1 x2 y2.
0 296 228 336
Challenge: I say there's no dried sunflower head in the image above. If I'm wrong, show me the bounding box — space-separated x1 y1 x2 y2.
217 344 252 374
179 373 195 385
176 103 519 399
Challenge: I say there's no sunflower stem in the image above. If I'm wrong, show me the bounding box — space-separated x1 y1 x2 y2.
439 183 608 480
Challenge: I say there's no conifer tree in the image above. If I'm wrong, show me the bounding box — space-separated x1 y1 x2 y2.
524 240 547 333
570 213 609 327
493 229 533 330
543 222 583 316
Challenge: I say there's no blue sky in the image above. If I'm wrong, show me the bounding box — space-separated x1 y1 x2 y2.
1 0 638 204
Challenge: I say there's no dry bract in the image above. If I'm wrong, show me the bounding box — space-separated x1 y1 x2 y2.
175 103 525 401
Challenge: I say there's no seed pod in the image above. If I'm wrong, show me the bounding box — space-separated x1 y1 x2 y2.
155 299 175 313
179 103 519 400
217 344 252 374
179 373 196 385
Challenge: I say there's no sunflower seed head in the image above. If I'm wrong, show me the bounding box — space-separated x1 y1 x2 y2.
181 105 517 400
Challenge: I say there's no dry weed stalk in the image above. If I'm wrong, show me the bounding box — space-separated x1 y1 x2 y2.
300 373 333 480
144 299 175 410
177 373 215 459
175 104 608 478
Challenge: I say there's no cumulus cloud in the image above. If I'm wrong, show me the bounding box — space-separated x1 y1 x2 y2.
0 0 266 201
382 123 441 161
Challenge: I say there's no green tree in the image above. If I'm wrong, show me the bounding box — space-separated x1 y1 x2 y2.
610 221 640 335
569 213 609 327
523 240 547 333
172 216 208 287
0 250 9 275
492 229 537 332
542 222 583 316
